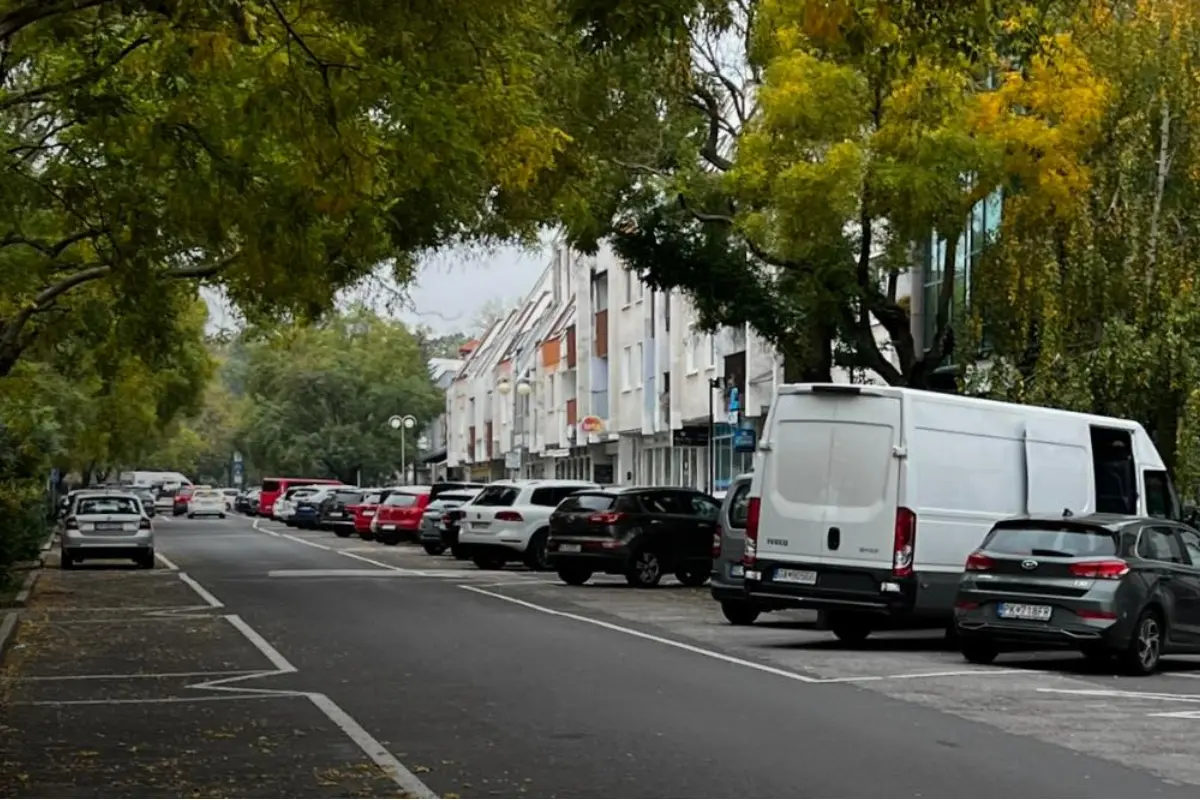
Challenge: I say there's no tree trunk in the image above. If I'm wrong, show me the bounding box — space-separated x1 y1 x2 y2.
782 322 833 383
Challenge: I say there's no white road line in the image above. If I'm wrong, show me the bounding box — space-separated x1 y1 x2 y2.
1037 687 1200 702
15 669 262 682
306 692 437 798
281 532 332 551
812 668 1026 684
14 693 299 706
224 614 297 673
27 605 208 612
155 552 181 571
268 569 405 578
251 518 282 537
338 549 411 572
461 584 821 683
179 572 224 608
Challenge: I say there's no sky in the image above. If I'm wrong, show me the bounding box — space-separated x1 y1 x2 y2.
203 239 553 338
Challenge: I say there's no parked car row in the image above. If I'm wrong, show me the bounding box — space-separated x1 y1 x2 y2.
231 478 723 588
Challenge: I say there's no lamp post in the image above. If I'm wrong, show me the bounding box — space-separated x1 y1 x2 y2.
707 377 723 495
496 377 532 478
388 414 417 484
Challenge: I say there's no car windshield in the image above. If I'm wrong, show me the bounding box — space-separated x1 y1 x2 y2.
985 525 1118 557
76 496 140 515
383 492 421 507
333 489 363 503
362 492 383 505
262 480 280 492
193 490 220 500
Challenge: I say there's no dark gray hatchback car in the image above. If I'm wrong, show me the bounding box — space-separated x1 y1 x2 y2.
954 514 1200 675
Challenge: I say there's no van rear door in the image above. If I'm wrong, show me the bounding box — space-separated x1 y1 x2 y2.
759 386 902 570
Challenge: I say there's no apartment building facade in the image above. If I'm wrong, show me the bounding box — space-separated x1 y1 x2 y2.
445 238 909 491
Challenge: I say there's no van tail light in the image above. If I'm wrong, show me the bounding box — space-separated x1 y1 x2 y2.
496 510 524 522
965 551 994 572
893 507 916 578
64 516 77 529
742 497 760 567
712 526 723 558
1069 560 1129 580
588 512 626 524
139 518 152 530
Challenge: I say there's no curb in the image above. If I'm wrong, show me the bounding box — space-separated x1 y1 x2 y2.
0 610 18 662
12 569 38 607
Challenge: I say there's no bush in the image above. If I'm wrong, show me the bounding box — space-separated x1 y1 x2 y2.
0 480 50 589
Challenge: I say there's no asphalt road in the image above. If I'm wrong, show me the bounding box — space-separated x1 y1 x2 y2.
139 514 1196 798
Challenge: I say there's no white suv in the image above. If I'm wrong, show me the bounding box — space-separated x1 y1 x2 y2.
459 480 597 570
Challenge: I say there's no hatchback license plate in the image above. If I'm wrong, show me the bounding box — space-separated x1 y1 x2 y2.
997 602 1053 621
775 568 817 585
559 543 581 553
729 565 744 578
382 524 396 531
95 522 124 531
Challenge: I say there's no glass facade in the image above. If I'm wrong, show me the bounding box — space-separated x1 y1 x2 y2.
922 189 1003 353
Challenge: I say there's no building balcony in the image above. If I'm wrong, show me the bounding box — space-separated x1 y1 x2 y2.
594 310 608 358
566 398 578 426
566 324 577 368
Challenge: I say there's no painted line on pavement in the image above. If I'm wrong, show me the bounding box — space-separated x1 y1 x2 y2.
281 532 332 551
179 573 224 608
13 694 298 707
1038 687 1200 702
225 613 297 673
462 585 1027 687
251 518 282 537
155 552 181 571
268 569 407 578
461 584 820 683
15 669 263 682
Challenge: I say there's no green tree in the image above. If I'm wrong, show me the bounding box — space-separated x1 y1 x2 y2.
0 0 612 376
237 309 442 484
563 0 1103 386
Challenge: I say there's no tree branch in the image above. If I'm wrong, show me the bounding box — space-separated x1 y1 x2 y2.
0 0 111 44
0 35 150 112
689 85 733 172
0 228 106 259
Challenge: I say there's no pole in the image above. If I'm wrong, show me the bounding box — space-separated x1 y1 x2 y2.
707 379 715 495
401 430 407 486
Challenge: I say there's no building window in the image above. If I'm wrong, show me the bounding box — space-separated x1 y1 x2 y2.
622 345 633 390
635 341 644 387
637 278 644 300
686 333 697 373
624 269 633 305
707 334 716 367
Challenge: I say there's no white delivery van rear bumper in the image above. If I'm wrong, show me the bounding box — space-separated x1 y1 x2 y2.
743 558 960 623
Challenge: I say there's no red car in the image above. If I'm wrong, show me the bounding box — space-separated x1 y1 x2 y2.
370 487 433 545
350 488 388 540
172 486 195 516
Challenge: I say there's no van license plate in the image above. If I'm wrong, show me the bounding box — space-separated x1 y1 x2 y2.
997 603 1052 621
774 568 817 585
559 544 581 553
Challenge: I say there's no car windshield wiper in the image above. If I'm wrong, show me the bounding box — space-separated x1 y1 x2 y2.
1030 548 1076 558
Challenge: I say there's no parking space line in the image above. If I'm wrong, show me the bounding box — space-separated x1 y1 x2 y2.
461 584 823 683
280 532 332 551
1037 687 1200 702
155 552 181 571
811 668 1026 684
224 614 297 673
13 694 298 707
179 572 224 608
15 669 263 682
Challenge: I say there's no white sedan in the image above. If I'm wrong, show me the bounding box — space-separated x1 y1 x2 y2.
188 489 227 519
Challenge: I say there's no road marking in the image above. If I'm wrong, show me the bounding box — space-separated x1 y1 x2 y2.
811 668 1026 684
15 669 263 682
461 584 820 683
306 692 437 798
155 552 181 571
1037 687 1200 702
268 569 405 578
281 532 332 551
337 549 412 572
1150 709 1200 719
224 614 297 673
251 518 281 537
13 694 297 707
178 572 224 608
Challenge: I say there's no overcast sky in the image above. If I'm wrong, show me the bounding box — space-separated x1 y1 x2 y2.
203 239 552 338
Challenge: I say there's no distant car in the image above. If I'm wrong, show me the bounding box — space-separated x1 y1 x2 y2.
187 488 226 519
353 489 389 540
370 487 432 545
132 487 158 518
419 490 481 555
955 514 1200 675
172 486 194 516
710 473 764 625
458 480 596 570
319 487 366 537
547 486 720 587
219 488 239 510
62 491 155 569
293 487 338 529
234 489 259 514
276 486 320 525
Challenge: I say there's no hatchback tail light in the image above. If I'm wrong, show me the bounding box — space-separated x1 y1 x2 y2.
965 551 994 571
1069 560 1129 580
712 526 723 558
139 518 152 530
742 497 760 566
588 512 626 524
893 507 916 577
495 510 524 522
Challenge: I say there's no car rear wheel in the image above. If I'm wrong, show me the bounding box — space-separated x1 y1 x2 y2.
829 615 872 644
626 550 663 588
60 550 75 570
359 530 375 542
450 544 469 560
378 531 401 546
472 554 507 570
557 566 593 586
334 529 351 539
721 601 760 626
423 542 447 556
137 552 155 570
674 566 710 587
523 529 551 571
1121 609 1163 675
960 638 999 665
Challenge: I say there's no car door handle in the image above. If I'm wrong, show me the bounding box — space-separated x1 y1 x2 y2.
1159 572 1174 582
650 519 664 525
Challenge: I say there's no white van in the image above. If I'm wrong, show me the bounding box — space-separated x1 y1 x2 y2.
742 384 1180 641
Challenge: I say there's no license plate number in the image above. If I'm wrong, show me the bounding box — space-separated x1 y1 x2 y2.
95 522 124 531
330 512 343 518
559 543 581 553
774 568 817 585
382 524 395 531
729 564 744 578
997 602 1053 621
363 511 374 517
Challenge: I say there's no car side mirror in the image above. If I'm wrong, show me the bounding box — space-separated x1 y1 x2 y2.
1184 505 1200 528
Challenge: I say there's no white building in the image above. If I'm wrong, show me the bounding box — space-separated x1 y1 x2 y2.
445 237 910 492
416 356 465 482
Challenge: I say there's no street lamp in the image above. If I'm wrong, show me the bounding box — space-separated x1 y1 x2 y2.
388 414 417 485
497 377 532 395
707 377 726 495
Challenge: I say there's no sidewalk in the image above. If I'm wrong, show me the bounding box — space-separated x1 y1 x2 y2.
0 559 413 798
